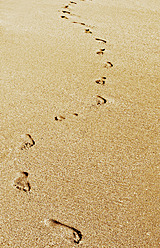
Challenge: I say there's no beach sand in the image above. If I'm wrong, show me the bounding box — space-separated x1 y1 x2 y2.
1 0 160 247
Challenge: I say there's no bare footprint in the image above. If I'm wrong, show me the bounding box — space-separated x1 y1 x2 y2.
95 77 106 85
85 28 92 34
72 21 85 26
13 172 31 192
62 10 71 14
61 15 68 19
73 21 94 28
104 61 113 68
20 134 35 150
44 219 82 244
95 38 106 43
54 116 65 121
96 95 107 105
96 48 105 55
70 1 77 4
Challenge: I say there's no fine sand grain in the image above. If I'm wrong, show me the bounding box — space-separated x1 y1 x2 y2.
1 0 160 247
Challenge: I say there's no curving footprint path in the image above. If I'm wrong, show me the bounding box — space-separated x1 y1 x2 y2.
56 0 115 119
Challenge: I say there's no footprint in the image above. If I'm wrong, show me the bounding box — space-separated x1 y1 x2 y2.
54 116 65 121
85 28 92 34
20 134 35 150
72 21 85 26
13 172 31 192
73 113 78 116
104 61 113 68
61 15 68 19
95 38 106 43
80 22 85 26
62 10 71 14
96 95 107 105
96 48 105 55
70 1 77 4
44 219 82 244
95 77 106 85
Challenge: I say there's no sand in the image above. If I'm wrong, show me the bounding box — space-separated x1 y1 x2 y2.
1 0 160 247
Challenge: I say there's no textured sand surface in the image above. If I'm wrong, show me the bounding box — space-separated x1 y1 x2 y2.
1 0 160 247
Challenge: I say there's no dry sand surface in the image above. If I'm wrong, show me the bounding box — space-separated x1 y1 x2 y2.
1 0 160 247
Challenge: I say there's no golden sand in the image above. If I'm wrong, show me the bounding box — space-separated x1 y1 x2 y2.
1 0 159 247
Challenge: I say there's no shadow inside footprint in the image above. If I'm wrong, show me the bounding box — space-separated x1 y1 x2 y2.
96 95 107 105
70 1 77 4
85 28 92 34
96 77 106 85
62 10 70 14
95 38 106 43
21 134 35 150
73 21 85 26
104 61 113 68
96 48 105 55
61 15 68 19
55 116 65 121
44 219 82 244
13 172 31 192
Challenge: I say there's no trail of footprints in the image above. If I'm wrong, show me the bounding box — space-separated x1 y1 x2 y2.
11 1 115 246
13 170 82 243
13 134 35 192
13 171 82 244
13 132 83 245
60 0 113 96
59 0 115 120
